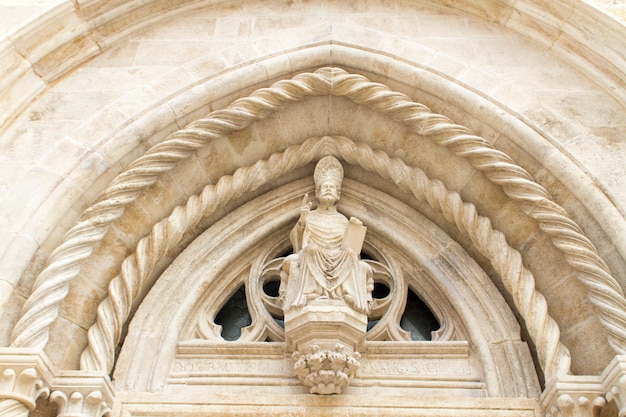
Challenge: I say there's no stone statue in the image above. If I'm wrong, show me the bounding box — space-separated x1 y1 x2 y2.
280 156 373 315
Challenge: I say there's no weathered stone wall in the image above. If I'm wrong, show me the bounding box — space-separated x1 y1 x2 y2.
1 1 625 416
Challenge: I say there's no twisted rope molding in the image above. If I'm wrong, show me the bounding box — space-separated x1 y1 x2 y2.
10 71 332 349
79 136 571 380
11 67 626 359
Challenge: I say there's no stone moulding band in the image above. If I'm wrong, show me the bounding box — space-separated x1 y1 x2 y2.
78 135 571 381
10 67 626 369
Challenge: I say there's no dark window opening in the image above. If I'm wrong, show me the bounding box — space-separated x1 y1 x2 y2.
400 289 439 341
263 279 281 297
360 251 376 261
367 319 379 331
214 286 252 341
372 281 390 299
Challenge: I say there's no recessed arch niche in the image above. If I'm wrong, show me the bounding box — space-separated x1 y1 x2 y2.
15 66 622 382
12 63 620 386
114 177 540 402
1 60 624 416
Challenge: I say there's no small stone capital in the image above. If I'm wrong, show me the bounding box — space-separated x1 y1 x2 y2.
0 367 49 411
0 348 53 414
601 355 626 417
0 348 114 416
542 376 606 417
51 390 110 417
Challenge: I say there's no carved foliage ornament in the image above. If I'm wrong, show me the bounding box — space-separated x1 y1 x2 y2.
292 344 361 395
0 368 48 415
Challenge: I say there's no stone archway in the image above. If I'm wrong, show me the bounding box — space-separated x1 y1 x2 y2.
0 7 625 411
11 67 618 378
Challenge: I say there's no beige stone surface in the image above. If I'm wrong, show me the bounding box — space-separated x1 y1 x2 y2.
0 1 626 416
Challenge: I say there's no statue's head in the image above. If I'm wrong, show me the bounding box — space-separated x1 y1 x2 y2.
314 156 344 206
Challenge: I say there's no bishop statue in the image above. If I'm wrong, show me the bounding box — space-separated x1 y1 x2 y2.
280 156 373 315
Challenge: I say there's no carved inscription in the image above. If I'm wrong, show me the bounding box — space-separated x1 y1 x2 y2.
172 358 291 376
172 356 475 381
171 341 481 390
361 358 473 378
171 352 478 384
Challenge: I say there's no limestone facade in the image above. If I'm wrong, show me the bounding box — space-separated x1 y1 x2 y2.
1 1 626 416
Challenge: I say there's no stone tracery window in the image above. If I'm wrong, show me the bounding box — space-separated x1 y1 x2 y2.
202 248 441 344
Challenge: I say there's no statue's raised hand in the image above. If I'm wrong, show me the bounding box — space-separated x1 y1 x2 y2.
299 193 312 226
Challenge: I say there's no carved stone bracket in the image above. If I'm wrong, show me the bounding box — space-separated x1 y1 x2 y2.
292 344 361 395
0 348 113 417
284 301 368 394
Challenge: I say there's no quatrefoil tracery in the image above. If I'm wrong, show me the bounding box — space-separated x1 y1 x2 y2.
195 250 444 345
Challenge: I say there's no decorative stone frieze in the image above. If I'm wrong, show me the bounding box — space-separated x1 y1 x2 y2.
544 394 606 417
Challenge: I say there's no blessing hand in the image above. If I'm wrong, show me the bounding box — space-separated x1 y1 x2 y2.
299 193 312 225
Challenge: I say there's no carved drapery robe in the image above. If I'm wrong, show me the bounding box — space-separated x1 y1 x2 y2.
281 208 373 314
